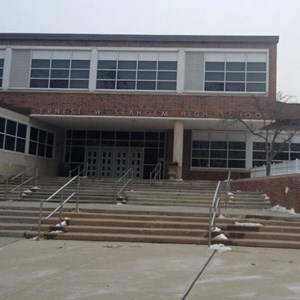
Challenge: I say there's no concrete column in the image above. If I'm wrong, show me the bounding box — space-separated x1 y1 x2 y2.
2 47 12 90
172 120 184 179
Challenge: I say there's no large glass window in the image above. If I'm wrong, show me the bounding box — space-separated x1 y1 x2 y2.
0 117 27 153
30 54 90 89
192 136 246 169
253 142 300 167
0 58 4 88
97 58 177 91
29 127 54 158
204 53 267 93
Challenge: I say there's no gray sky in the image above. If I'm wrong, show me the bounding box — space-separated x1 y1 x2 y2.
0 0 300 100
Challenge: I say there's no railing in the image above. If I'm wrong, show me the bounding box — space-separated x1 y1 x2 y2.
149 162 162 184
5 165 39 200
69 162 88 177
114 168 134 201
224 170 232 209
251 159 300 178
37 175 80 240
208 181 222 247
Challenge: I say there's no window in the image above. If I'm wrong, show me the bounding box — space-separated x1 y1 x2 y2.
30 51 90 89
97 54 177 91
204 52 267 93
0 117 27 153
0 58 4 88
29 127 54 158
191 133 246 169
253 142 300 167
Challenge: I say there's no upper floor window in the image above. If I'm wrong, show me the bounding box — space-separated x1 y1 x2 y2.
96 51 177 91
0 58 4 88
204 52 267 93
0 117 27 153
30 51 90 89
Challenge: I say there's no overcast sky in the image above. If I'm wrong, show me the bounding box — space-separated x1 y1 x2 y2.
0 0 300 100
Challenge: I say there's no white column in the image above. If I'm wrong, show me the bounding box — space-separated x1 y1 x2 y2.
176 49 185 94
173 120 184 179
89 48 98 91
2 47 12 90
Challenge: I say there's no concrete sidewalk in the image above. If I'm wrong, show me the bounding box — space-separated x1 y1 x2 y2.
0 239 299 300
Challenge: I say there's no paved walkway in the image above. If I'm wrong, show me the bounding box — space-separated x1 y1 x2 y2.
0 238 300 300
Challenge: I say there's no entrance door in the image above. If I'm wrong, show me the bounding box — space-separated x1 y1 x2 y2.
115 149 128 177
130 149 144 179
86 148 99 177
100 148 114 177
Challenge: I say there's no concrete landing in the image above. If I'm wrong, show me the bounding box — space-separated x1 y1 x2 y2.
0 240 299 300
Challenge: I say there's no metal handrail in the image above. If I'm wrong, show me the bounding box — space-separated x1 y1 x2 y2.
114 168 134 200
224 170 232 209
69 162 88 177
37 175 80 240
149 162 162 184
208 181 222 247
5 166 38 200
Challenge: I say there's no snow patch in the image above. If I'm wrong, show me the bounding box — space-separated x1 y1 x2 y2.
214 234 228 240
209 243 232 252
50 230 63 234
212 227 222 232
218 214 227 219
55 220 67 227
31 186 40 191
264 193 270 200
234 222 263 227
116 202 123 206
227 192 234 196
269 205 296 214
24 189 32 193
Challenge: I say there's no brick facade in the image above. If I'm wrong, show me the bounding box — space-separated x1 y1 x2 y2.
233 175 300 213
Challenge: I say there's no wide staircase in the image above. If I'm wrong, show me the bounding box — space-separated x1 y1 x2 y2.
1 175 300 249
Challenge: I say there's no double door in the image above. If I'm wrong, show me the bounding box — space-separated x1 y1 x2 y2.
85 147 143 178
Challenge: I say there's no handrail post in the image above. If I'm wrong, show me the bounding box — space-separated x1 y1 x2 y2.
59 190 64 224
37 199 44 240
76 176 80 213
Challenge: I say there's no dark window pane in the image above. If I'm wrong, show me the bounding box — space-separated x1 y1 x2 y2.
30 79 49 88
30 127 38 141
205 82 224 91
31 59 50 68
246 83 266 92
138 61 157 69
72 130 86 139
158 71 177 80
38 143 45 156
211 141 227 149
16 138 26 153
192 150 209 157
192 141 209 148
253 142 265 150
6 120 16 135
0 69 3 77
144 149 158 164
47 132 54 145
71 60 90 69
226 83 245 91
102 131 115 139
192 159 209 167
146 132 159 140
0 133 3 148
206 62 225 71
50 80 69 88
116 131 130 140
51 60 70 68
31 69 49 78
71 70 89 78
97 71 116 79
228 160 245 168
98 60 117 69
273 153 289 160
46 146 53 158
87 131 100 140
97 80 115 89
5 135 15 151
211 150 227 158
291 143 300 151
157 81 176 90
253 152 266 159
226 72 245 81
0 118 5 133
117 81 135 89
17 123 27 138
229 151 245 159
138 71 156 80
205 72 224 81
131 132 144 140
0 59 4 68
226 62 245 71
229 142 245 149
71 147 85 162
247 62 266 71
70 80 89 89
117 71 136 80
39 130 46 143
118 61 136 69
210 159 227 168
51 70 69 78
247 73 266 82
29 141 37 155
291 153 300 160
158 61 177 70
137 81 156 90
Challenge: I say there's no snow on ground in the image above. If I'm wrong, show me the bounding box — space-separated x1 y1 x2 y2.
212 227 222 233
214 234 228 240
269 205 296 214
56 221 67 227
209 243 232 252
234 222 263 227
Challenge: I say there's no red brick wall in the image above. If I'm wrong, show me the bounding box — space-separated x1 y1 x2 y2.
233 175 300 213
